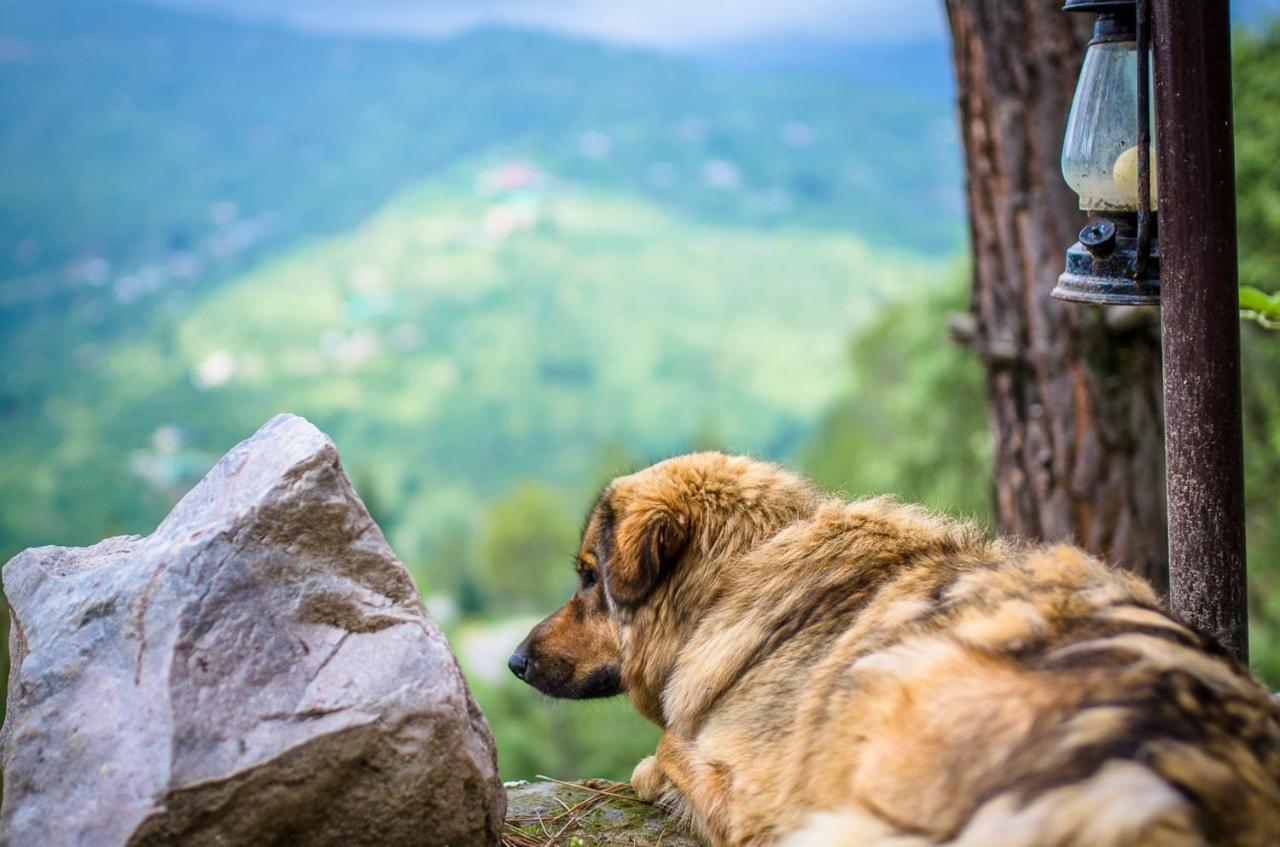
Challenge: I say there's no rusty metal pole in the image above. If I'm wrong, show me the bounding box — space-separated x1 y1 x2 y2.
1151 0 1248 662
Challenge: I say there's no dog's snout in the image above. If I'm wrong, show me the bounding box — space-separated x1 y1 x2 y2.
508 647 529 680
509 597 622 699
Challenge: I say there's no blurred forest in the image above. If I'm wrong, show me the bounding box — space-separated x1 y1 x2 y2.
1236 22 1280 683
0 1 1278 782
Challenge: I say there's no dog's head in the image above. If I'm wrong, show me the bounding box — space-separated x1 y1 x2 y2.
509 452 819 710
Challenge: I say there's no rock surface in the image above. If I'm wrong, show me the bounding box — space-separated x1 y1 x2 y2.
504 781 703 846
1 414 504 846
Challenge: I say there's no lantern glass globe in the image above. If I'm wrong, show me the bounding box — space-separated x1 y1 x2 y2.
1061 39 1158 213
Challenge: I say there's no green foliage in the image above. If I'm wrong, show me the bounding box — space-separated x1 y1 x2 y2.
467 675 660 782
476 482 579 614
1241 286 1280 328
1243 323 1280 683
1235 21 1280 302
800 274 993 525
1233 19 1280 682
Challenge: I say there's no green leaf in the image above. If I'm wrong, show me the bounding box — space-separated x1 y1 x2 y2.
1240 285 1280 329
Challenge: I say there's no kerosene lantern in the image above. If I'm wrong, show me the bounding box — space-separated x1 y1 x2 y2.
1054 0 1160 305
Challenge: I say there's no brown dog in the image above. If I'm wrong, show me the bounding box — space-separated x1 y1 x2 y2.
509 453 1280 846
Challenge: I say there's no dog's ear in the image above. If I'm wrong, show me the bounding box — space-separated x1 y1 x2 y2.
605 504 689 608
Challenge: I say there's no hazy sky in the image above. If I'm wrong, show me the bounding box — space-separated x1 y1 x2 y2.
141 0 948 48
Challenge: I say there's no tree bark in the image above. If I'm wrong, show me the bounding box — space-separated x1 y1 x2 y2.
942 1 1169 591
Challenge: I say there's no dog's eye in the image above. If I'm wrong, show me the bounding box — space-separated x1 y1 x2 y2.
579 570 598 590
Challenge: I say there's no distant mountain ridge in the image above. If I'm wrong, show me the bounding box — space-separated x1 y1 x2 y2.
124 0 1280 44
0 0 963 284
692 2 1278 94
695 37 955 97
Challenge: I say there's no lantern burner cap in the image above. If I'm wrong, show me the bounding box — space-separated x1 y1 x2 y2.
1055 215 1161 306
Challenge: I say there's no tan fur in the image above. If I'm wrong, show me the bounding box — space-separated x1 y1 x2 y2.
511 453 1280 846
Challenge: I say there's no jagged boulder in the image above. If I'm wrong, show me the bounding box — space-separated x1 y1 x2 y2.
0 414 504 846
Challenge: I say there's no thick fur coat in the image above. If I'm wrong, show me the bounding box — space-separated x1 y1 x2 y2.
509 453 1280 846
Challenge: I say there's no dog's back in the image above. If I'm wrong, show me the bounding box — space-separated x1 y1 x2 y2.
669 497 1280 846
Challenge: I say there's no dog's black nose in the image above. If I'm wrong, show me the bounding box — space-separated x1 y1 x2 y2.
508 648 529 680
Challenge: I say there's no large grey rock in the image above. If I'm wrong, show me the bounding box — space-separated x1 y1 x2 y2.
0 414 504 846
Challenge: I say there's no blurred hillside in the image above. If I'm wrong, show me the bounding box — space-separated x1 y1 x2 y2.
0 0 967 782
0 0 962 604
0 0 962 284
0 177 943 596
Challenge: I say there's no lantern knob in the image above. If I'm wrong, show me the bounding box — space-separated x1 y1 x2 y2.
1079 219 1118 258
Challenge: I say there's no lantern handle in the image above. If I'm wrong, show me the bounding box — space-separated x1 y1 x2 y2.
1133 0 1153 281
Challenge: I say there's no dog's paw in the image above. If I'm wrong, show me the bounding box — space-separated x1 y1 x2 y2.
630 755 669 802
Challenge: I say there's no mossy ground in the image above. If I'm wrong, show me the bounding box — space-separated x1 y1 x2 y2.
503 780 704 846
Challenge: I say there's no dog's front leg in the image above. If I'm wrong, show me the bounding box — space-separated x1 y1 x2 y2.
630 753 673 802
634 731 740 846
631 732 693 805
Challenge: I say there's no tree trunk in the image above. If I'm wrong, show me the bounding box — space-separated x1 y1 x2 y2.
942 1 1169 591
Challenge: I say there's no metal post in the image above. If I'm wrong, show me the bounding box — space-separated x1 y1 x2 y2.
1151 0 1248 662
